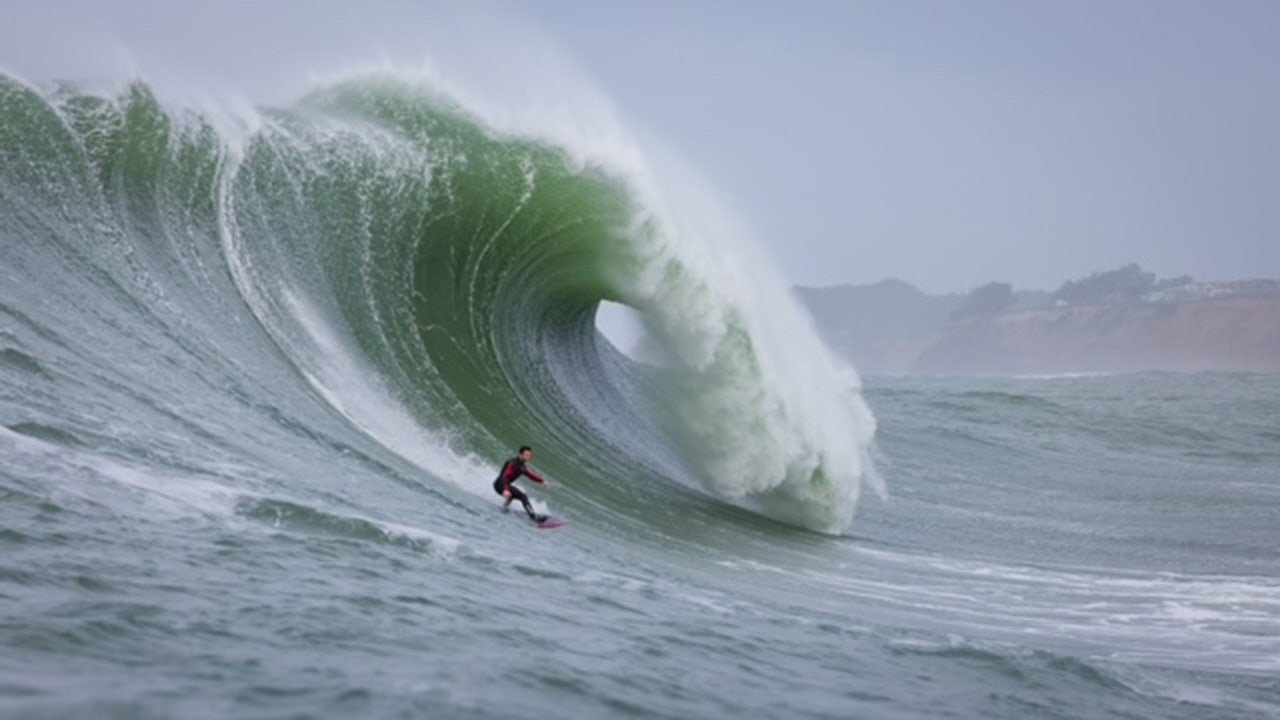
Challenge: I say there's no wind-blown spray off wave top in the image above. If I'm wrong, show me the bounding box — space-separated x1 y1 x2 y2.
0 73 878 532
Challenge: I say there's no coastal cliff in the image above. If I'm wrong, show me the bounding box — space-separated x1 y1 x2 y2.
797 266 1280 375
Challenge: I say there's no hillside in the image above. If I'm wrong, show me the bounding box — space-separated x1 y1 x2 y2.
797 265 1280 375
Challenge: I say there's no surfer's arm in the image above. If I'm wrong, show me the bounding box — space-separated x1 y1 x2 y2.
524 468 548 485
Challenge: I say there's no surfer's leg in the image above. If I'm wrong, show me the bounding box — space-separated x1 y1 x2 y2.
510 487 535 519
494 479 513 512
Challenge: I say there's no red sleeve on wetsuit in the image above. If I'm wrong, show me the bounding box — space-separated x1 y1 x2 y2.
524 468 546 484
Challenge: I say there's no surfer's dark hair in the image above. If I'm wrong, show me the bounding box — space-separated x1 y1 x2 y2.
519 445 532 454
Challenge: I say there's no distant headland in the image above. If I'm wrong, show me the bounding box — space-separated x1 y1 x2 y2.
796 264 1280 375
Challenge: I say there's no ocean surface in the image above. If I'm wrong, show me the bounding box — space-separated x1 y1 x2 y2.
2 74 1279 719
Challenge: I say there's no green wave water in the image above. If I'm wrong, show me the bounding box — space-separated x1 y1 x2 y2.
1 73 872 531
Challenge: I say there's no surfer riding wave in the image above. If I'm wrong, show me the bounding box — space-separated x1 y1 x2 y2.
493 446 551 523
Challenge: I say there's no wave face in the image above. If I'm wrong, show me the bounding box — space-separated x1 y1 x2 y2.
0 73 876 532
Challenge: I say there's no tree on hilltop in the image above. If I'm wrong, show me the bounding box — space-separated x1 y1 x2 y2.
951 281 1015 319
1053 263 1155 306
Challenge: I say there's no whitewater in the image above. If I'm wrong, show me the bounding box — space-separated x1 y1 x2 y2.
2 70 1279 719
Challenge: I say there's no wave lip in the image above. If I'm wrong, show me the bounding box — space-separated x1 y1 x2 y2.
608 139 881 532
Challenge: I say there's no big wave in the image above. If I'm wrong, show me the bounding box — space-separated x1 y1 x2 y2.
0 72 879 532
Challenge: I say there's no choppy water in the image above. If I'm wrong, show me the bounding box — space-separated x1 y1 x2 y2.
2 74 1278 719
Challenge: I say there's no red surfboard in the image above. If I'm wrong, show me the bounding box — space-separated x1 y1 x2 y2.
534 515 568 530
503 507 568 529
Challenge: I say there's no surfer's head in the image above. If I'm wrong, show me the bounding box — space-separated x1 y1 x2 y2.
519 446 533 461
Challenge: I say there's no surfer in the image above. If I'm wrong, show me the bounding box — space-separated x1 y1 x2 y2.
494 446 551 523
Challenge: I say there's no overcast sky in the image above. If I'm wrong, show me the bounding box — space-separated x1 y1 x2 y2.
5 0 1279 292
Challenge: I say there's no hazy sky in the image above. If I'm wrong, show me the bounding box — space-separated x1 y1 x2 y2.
5 0 1279 292
521 1 1280 292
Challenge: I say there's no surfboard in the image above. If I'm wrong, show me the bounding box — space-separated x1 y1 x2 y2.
502 508 568 529
534 514 567 530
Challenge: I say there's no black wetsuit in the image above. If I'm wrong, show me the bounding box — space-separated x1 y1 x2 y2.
493 456 545 519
